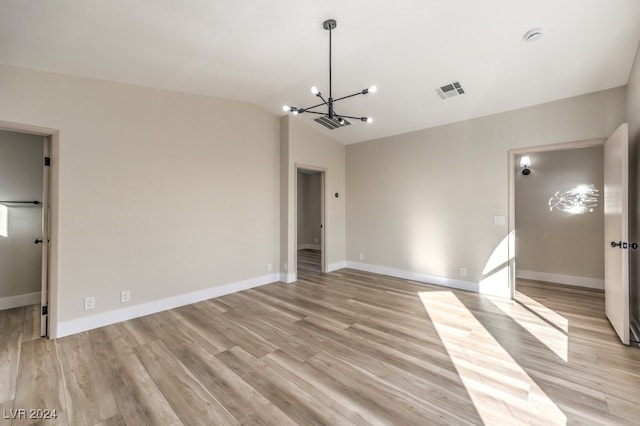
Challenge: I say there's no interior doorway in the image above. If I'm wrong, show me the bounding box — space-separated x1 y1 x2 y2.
508 139 605 300
0 128 51 337
296 166 326 275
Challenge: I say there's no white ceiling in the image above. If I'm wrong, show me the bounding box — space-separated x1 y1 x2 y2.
2 0 640 144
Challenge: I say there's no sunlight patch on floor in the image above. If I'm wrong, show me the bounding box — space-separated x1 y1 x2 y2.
516 291 569 333
419 290 567 425
491 292 569 362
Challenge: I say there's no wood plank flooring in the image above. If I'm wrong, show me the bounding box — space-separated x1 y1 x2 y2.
2 268 640 425
297 249 321 274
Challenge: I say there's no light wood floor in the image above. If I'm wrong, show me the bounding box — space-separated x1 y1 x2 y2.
297 249 321 274
2 269 640 425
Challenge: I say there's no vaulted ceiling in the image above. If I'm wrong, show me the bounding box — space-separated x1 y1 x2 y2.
2 0 640 144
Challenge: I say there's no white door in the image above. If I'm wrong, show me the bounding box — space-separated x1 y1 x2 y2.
604 123 629 345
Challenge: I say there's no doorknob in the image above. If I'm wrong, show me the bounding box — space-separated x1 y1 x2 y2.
34 239 43 244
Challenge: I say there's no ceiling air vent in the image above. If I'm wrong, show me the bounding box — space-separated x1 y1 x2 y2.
314 116 351 130
435 81 465 100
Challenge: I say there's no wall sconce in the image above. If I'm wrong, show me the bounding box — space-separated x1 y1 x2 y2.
520 156 531 175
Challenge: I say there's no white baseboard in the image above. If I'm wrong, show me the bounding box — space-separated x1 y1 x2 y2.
56 274 279 338
328 261 346 272
280 272 296 283
345 261 478 293
297 243 321 250
0 292 41 311
516 270 604 290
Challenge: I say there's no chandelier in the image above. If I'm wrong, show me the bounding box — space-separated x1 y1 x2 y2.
282 19 377 129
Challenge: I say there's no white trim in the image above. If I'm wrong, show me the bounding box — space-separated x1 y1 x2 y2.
516 270 604 290
280 272 296 283
346 261 478 292
0 292 41 310
297 243 321 250
56 274 278 338
328 261 346 272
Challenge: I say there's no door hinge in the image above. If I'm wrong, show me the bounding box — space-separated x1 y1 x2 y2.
41 305 48 316
44 157 51 166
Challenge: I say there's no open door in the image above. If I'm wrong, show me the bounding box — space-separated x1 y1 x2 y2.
40 137 50 337
604 123 630 345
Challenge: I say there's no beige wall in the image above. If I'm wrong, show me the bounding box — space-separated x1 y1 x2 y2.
347 88 625 291
0 65 280 334
281 116 346 277
515 146 604 284
0 130 44 303
0 59 632 335
626 40 640 324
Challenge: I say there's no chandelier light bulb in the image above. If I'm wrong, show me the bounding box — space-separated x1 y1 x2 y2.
367 117 373 123
282 105 290 112
292 110 299 115
369 85 377 93
311 86 319 95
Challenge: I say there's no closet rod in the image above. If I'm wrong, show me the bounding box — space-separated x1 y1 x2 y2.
0 200 41 205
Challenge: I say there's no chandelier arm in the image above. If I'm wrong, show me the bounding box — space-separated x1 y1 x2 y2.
300 99 329 111
332 91 368 103
298 110 328 116
332 113 366 121
317 93 328 105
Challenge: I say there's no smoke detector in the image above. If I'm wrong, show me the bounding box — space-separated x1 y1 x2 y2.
524 28 543 42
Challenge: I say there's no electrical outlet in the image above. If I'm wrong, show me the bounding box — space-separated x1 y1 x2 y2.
459 267 467 277
84 296 95 311
359 253 364 261
267 263 272 272
121 290 130 303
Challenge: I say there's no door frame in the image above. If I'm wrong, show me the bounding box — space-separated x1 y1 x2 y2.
507 138 604 299
294 164 327 274
40 136 51 336
0 120 59 338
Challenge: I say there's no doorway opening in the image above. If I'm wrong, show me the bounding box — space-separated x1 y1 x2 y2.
0 127 52 338
295 166 326 276
508 139 605 299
